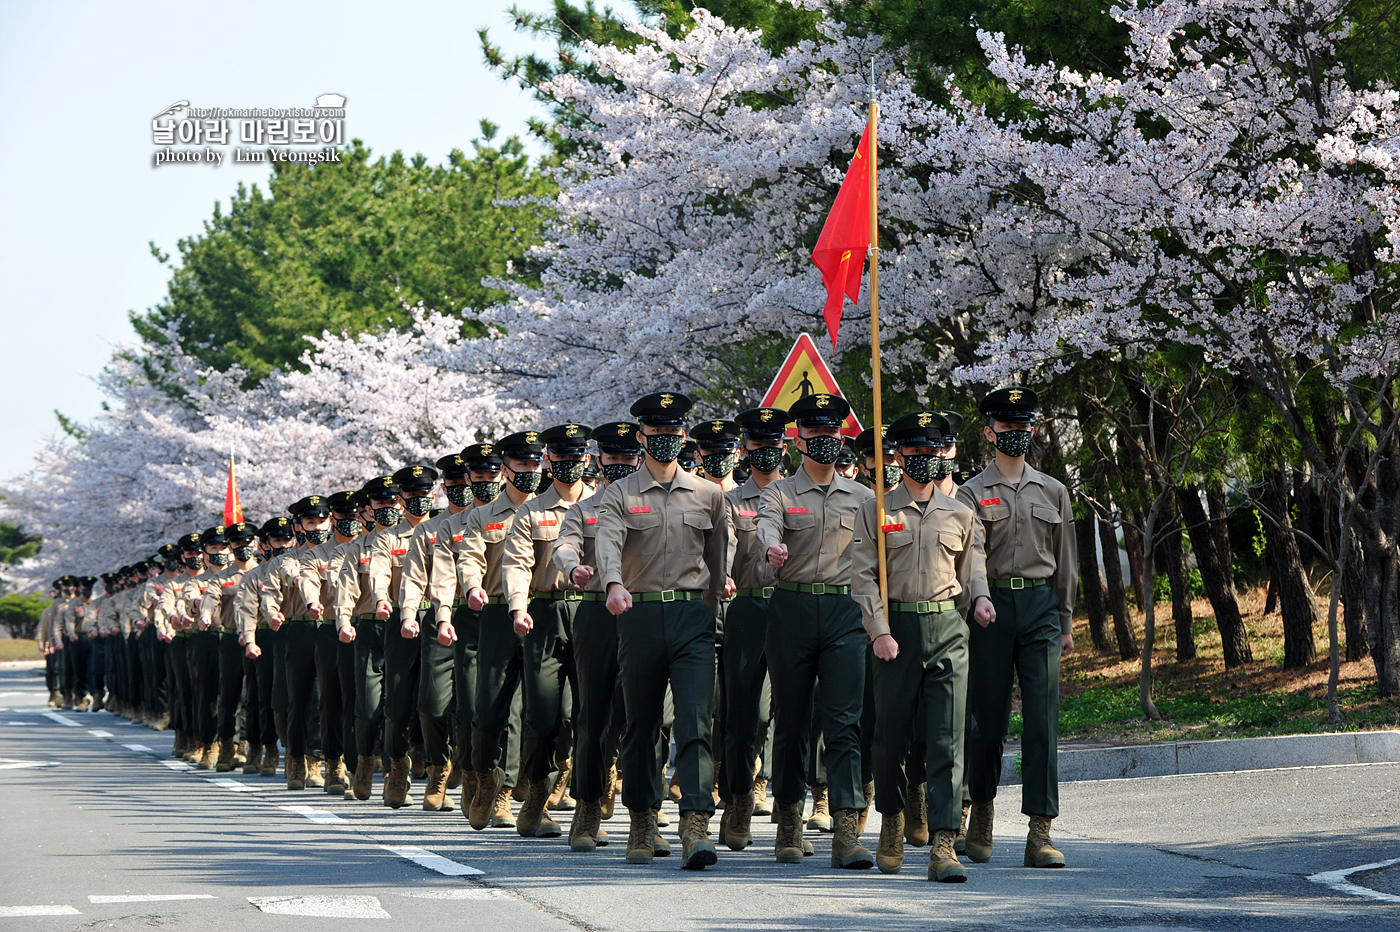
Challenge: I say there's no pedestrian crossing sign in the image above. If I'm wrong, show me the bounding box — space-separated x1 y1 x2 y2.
759 334 864 438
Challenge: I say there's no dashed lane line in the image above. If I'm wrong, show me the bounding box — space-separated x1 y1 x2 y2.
206 777 258 792
397 888 508 899
247 895 390 918
89 894 217 903
88 729 114 737
123 743 154 752
41 711 80 727
1308 857 1400 904
0 905 82 917
382 846 485 877
0 759 59 770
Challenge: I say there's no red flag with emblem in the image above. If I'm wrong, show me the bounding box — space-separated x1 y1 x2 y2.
810 124 873 351
223 447 243 526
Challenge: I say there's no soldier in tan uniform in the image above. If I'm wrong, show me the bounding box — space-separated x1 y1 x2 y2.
158 534 205 759
595 391 728 871
38 582 61 707
755 393 874 869
140 550 174 731
956 387 1077 869
235 526 277 774
852 411 992 881
322 491 368 794
197 522 258 772
62 577 96 711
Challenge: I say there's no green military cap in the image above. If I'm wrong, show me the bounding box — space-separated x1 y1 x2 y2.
539 424 592 456
890 411 952 447
855 425 894 458
435 454 470 481
734 407 790 441
362 475 401 501
262 516 295 539
327 491 360 515
200 525 229 546
157 543 180 563
980 386 1038 423
290 494 330 518
837 438 859 466
631 391 693 426
177 532 202 552
496 432 544 462
460 442 504 469
79 576 96 589
592 421 642 455
677 439 700 471
690 419 740 449
392 464 439 494
788 393 849 427
935 409 964 441
226 522 257 543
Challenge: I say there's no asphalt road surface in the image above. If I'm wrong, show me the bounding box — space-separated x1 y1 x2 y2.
1 667 1397 931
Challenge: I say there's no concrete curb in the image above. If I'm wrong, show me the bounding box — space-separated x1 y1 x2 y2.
1000 731 1400 785
0 660 45 670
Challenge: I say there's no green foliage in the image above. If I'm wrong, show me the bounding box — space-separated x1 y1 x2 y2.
0 521 40 567
133 126 552 382
0 592 46 640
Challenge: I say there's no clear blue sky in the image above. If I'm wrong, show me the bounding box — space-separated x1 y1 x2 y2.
0 0 557 478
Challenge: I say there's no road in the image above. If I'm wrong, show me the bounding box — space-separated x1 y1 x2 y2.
1 666 1397 931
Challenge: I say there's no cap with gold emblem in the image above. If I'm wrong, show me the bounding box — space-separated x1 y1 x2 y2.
327 491 360 515
362 475 401 502
392 464 440 494
630 391 693 426
788 393 849 428
200 526 230 546
157 543 180 563
734 407 790 441
79 576 96 590
226 521 257 543
980 386 1038 423
436 453 470 481
935 409 965 442
678 439 700 470
461 442 504 470
690 419 740 450
837 438 859 466
177 532 203 553
890 411 952 447
497 431 544 462
290 495 331 519
262 516 296 539
539 424 593 456
592 421 642 455
855 425 895 458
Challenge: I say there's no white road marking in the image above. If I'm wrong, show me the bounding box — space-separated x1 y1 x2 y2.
0 905 81 916
41 711 80 727
0 759 59 770
207 777 257 792
123 744 154 752
1309 856 1400 904
88 729 113 737
162 760 194 771
397 888 507 899
383 846 485 876
280 804 348 824
247 895 389 918
3 722 35 726
88 894 217 903
0 691 47 698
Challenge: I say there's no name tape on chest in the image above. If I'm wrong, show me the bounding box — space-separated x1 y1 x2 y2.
586 517 598 525
980 498 1002 506
881 523 905 533
427 537 436 545
452 534 463 543
537 519 558 527
630 506 652 514
787 507 809 514
485 522 506 531
390 548 408 557
739 510 758 518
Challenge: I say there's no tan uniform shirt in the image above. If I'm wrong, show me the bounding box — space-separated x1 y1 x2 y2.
37 603 55 650
551 496 607 593
136 578 162 633
428 504 485 623
755 468 873 586
398 514 448 623
260 549 310 619
235 563 269 641
851 485 990 640
180 573 215 626
201 563 255 632
594 464 728 612
296 541 339 616
333 530 382 633
152 572 184 635
457 494 528 607
369 520 429 609
956 461 1078 633
725 476 777 591
503 484 595 613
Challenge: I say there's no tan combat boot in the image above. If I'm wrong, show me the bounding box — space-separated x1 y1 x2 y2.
423 764 452 811
306 756 325 789
806 784 833 833
964 800 994 863
831 809 874 869
232 741 248 767
667 769 682 802
904 783 930 847
351 755 375 800
75 693 91 712
409 743 427 780
243 745 262 776
775 801 806 864
955 802 970 854
724 790 755 851
460 769 478 816
517 779 561 837
752 777 772 817
47 690 59 708
547 758 574 811
680 811 717 870
383 757 412 809
468 769 501 830
626 808 659 864
446 746 464 792
154 712 170 731
570 799 603 853
600 765 619 821
214 740 236 773
512 768 528 802
858 780 875 834
878 810 905 874
324 757 349 795
1025 815 1066 868
929 829 967 882
260 746 280 777
286 755 307 791
652 808 672 856
491 782 517 828
184 740 204 764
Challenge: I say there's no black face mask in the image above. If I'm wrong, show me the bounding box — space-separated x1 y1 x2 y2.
931 456 957 480
746 446 784 474
208 553 231 567
295 531 307 547
182 553 202 568
645 432 685 463
800 434 843 465
374 506 402 527
233 545 256 563
471 480 501 502
403 495 433 517
510 470 542 495
305 529 331 545
868 463 902 489
551 460 587 484
334 517 362 538
444 485 471 508
902 454 941 485
269 540 294 554
994 428 1032 458
702 452 736 478
601 462 637 484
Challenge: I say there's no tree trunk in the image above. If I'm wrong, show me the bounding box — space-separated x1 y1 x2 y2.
1160 502 1197 662
1341 527 1371 662
1077 512 1111 653
1263 575 1277 615
1098 517 1138 660
1178 487 1253 667
1207 486 1236 594
1139 554 1162 721
1122 516 1148 609
1261 468 1319 669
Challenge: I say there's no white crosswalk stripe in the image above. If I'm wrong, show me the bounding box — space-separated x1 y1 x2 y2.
0 905 81 916
247 895 390 918
88 894 216 903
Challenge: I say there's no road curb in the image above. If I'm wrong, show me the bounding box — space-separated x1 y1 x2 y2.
1000 731 1400 784
0 660 45 670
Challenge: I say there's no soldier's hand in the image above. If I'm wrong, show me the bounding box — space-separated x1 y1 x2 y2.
376 600 392 620
973 596 996 627
401 618 420 639
873 633 899 661
245 642 261 660
308 602 323 621
513 611 533 636
1061 631 1074 655
198 617 210 631
269 611 284 631
606 583 632 616
339 626 357 644
766 543 789 568
437 621 456 646
571 565 594 587
723 576 737 599
466 588 487 612
69 634 77 643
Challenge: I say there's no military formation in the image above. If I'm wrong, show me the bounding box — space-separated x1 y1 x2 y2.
35 386 1077 881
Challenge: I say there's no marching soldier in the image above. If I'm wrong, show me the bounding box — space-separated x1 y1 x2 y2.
197 524 255 772
159 534 204 760
323 491 368 795
853 411 992 881
835 440 860 480
245 518 297 776
235 525 277 775
39 581 61 707
141 550 174 732
302 495 361 798
187 528 225 769
755 393 874 869
594 391 728 870
956 387 1077 869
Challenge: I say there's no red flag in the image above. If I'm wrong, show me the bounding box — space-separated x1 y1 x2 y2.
811 124 873 350
223 449 243 526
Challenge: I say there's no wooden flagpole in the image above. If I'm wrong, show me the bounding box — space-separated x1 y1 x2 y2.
868 66 890 625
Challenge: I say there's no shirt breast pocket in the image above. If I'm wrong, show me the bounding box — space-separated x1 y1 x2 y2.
682 511 713 552
531 523 561 542
883 529 914 549
980 504 1011 522
626 509 663 532
785 512 817 532
939 530 966 553
1031 504 1062 526
483 527 509 546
